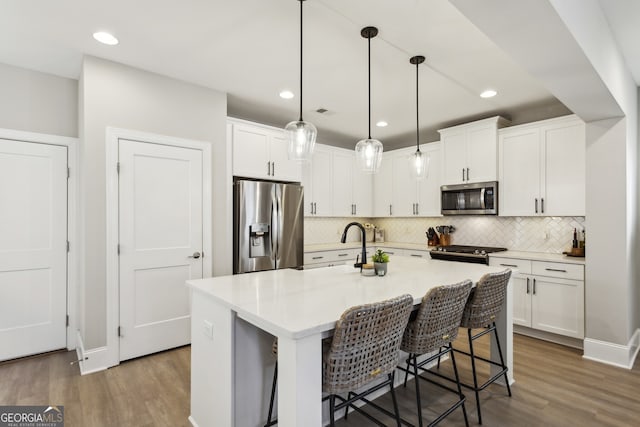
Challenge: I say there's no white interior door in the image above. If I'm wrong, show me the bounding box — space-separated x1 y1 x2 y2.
0 139 67 361
118 139 203 361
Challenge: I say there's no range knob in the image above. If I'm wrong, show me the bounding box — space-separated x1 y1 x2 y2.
480 250 487 255
474 249 480 255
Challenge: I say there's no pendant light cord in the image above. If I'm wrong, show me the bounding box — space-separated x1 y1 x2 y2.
368 34 372 139
415 60 420 152
299 0 304 122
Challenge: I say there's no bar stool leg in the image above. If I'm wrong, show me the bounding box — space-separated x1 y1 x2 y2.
388 372 402 427
412 355 424 427
403 357 411 387
264 362 277 427
449 346 469 427
492 321 512 397
468 328 482 424
329 395 336 427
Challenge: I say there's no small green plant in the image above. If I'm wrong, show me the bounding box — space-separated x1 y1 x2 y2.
372 249 389 263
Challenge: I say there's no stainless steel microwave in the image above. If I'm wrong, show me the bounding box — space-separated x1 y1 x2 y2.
441 181 498 215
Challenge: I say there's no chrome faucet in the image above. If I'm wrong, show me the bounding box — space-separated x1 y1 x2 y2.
341 222 367 270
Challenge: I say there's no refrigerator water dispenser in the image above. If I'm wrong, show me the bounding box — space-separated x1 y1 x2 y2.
249 223 271 258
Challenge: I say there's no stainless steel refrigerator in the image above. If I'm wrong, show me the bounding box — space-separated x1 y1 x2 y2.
233 179 304 274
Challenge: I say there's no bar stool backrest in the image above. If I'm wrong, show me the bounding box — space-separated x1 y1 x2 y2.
461 269 512 329
401 280 473 355
323 294 413 394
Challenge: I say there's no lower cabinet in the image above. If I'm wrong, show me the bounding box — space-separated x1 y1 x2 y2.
490 257 584 339
304 248 364 269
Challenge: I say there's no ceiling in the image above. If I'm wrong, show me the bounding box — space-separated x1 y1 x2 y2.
4 0 636 150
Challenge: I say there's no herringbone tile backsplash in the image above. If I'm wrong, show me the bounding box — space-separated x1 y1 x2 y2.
305 216 586 253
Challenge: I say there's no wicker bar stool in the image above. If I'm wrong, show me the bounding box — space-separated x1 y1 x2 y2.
399 280 473 427
324 294 413 426
453 269 512 424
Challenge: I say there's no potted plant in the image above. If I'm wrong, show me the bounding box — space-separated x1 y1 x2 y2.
372 249 390 276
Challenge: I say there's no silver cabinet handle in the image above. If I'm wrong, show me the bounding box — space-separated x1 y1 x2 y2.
386 251 395 255
267 161 271 176
545 268 567 273
467 167 470 181
416 203 419 215
310 202 314 214
533 278 537 295
541 197 544 213
337 253 348 257
462 168 465 182
271 162 275 176
313 202 316 215
500 263 518 267
354 204 357 215
389 204 393 216
410 254 422 258
526 277 530 294
188 251 201 259
535 198 538 214
312 256 323 260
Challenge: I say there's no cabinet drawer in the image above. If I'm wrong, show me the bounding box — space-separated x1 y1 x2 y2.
375 247 406 257
531 261 583 280
304 248 361 265
489 257 532 274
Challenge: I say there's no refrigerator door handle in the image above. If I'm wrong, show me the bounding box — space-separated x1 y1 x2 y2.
270 186 279 269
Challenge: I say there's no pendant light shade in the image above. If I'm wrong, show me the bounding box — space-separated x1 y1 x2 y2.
408 55 430 180
356 26 383 174
286 0 316 162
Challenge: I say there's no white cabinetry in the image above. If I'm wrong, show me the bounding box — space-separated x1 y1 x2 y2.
499 115 585 216
302 145 333 216
374 143 441 217
304 248 362 269
490 257 584 339
229 119 301 182
439 116 509 185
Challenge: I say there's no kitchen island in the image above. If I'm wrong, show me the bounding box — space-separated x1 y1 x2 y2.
186 256 513 427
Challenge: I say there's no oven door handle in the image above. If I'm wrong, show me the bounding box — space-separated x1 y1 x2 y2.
480 187 486 210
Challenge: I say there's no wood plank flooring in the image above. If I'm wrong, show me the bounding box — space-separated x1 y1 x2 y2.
1 334 639 426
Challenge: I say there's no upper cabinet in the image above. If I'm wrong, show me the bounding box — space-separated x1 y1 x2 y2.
303 144 372 217
499 115 585 216
374 143 442 217
229 118 301 182
439 116 510 185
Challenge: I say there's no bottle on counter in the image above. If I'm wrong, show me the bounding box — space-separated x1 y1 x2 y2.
572 228 578 249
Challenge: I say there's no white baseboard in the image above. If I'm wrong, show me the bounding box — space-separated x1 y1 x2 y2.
583 328 640 369
514 325 584 349
75 331 110 375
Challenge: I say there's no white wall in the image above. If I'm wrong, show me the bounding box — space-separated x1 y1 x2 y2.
79 56 228 349
0 62 77 137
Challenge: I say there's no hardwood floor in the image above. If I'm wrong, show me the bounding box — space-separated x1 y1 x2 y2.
1 334 639 426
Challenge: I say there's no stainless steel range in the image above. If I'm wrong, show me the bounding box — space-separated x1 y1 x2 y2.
430 245 507 265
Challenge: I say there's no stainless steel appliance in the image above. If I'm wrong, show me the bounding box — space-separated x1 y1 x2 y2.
430 245 507 265
233 179 304 274
441 181 498 215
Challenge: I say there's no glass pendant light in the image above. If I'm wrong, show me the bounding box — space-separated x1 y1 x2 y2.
355 26 383 174
285 0 317 162
408 55 430 180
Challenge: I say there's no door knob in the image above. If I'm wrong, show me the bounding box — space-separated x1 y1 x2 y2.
188 252 201 259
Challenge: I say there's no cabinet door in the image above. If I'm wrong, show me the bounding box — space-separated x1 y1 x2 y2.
541 120 585 216
373 152 393 216
269 132 301 182
352 157 373 217
332 150 354 217
232 124 270 179
311 146 333 216
512 275 532 327
467 125 498 183
416 143 441 216
531 277 584 338
392 152 417 216
499 128 541 216
441 130 467 185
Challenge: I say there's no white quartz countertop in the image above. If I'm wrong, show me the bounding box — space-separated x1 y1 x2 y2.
186 257 505 340
489 250 585 265
304 241 430 252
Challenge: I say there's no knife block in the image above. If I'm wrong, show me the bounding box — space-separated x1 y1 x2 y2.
439 234 451 246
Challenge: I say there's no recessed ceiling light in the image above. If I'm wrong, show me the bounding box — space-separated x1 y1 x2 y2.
376 121 388 127
480 89 497 98
279 90 294 99
93 32 119 46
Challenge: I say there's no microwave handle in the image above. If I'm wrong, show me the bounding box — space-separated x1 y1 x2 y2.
480 187 486 209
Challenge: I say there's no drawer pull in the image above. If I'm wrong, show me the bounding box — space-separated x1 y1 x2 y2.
410 254 422 258
526 278 530 294
500 263 518 267
312 256 324 260
533 278 536 295
386 251 395 255
545 268 567 273
337 253 348 257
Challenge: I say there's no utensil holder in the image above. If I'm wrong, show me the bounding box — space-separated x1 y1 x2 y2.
439 234 451 246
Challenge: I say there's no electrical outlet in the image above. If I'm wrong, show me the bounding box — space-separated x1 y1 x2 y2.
203 320 213 339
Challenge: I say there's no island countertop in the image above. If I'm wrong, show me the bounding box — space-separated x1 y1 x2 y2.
186 256 508 340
